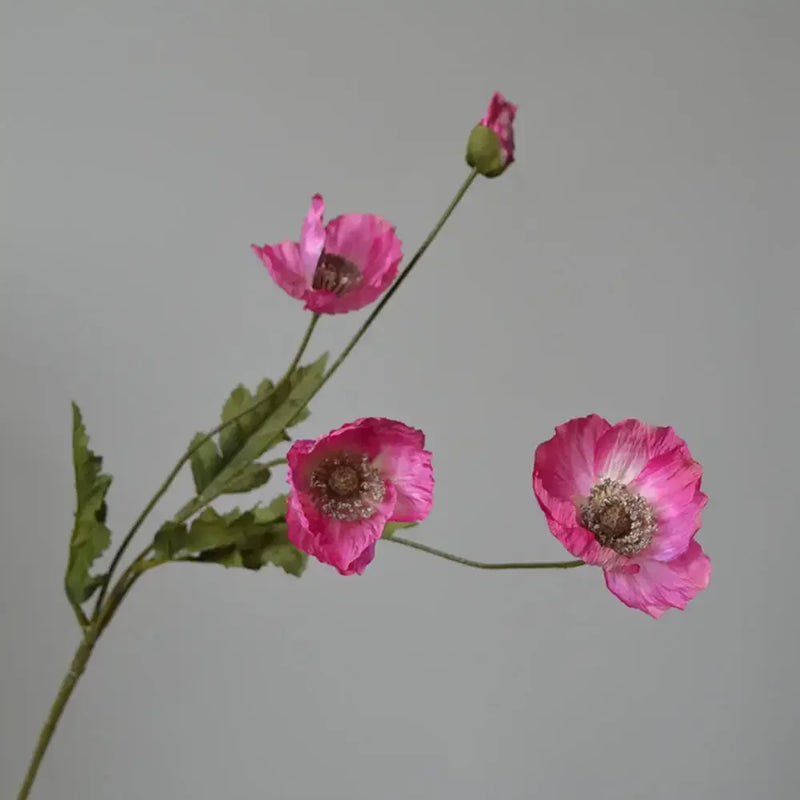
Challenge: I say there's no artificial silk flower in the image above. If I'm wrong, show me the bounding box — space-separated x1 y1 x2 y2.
466 91 517 177
286 418 434 575
252 194 402 314
532 415 711 618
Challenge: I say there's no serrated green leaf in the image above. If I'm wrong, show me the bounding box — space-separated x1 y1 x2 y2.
381 521 419 540
253 493 289 523
153 497 306 577
154 511 240 560
221 463 271 493
65 403 114 606
152 520 188 560
189 432 223 494
219 385 254 460
256 527 307 576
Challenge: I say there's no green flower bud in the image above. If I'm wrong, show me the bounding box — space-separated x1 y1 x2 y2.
465 124 507 178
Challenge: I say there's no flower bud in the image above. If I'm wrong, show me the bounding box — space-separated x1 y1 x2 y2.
465 92 517 177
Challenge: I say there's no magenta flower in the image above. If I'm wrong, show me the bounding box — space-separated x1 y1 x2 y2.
252 195 402 314
286 418 434 575
533 415 711 618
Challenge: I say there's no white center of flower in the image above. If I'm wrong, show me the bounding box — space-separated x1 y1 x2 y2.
312 252 362 296
310 452 385 521
581 478 656 556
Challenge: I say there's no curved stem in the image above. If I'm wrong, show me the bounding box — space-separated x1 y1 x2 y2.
16 637 94 800
385 536 585 570
16 540 168 799
96 555 159 635
284 313 320 379
310 169 479 403
91 463 181 619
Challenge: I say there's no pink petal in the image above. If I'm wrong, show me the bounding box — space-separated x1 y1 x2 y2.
604 540 712 618
533 414 611 501
594 420 689 485
631 447 704 518
292 419 387 466
251 241 307 299
287 481 397 575
532 415 619 565
323 212 380 269
370 421 433 522
645 494 706 561
299 194 326 278
627 446 707 561
343 542 376 576
285 438 315 467
480 91 517 165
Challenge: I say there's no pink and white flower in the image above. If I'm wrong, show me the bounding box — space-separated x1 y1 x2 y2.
533 415 711 618
252 195 402 314
286 418 434 575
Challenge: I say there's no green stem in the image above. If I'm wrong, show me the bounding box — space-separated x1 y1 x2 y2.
91 463 181 619
284 313 319 379
16 539 169 799
385 536 585 570
96 555 159 635
16 637 95 800
310 169 479 402
66 596 89 630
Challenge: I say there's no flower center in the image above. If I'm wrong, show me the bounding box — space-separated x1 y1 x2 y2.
309 452 386 521
327 465 359 497
581 478 656 556
312 252 362 296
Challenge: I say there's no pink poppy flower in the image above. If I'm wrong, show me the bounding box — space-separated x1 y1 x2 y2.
252 194 402 314
286 418 434 575
533 415 711 618
466 91 517 177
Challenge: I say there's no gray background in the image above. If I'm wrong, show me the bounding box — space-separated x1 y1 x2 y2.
2 1 798 798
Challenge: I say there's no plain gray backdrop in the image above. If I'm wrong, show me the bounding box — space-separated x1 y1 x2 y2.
2 1 799 798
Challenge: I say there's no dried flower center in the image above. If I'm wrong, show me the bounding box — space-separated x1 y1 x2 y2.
309 452 386 521
312 252 361 296
581 478 657 556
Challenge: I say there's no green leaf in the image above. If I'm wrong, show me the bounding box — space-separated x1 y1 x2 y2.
189 432 222 493
190 354 328 507
65 403 113 605
222 463 272 493
381 521 418 540
206 522 307 577
153 496 307 578
152 520 188 560
253 493 288 523
219 382 272 461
